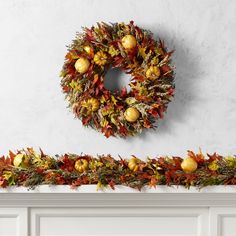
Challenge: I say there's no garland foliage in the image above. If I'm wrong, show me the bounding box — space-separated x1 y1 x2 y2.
0 148 236 190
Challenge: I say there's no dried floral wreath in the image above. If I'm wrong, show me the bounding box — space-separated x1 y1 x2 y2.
0 148 236 190
60 21 175 137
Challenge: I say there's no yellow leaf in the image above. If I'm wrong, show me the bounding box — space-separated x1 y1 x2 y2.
139 47 147 58
96 181 103 191
208 160 219 171
100 95 106 104
111 95 117 105
100 118 109 127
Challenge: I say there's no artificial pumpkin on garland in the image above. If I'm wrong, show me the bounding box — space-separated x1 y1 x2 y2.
75 159 89 173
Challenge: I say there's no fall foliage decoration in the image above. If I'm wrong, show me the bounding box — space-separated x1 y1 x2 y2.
0 148 236 190
60 21 175 138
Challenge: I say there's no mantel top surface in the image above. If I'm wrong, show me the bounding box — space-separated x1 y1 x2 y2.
1 185 236 194
1 185 236 207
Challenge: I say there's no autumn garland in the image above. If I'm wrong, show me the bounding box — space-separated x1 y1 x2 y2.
60 21 174 138
0 148 236 190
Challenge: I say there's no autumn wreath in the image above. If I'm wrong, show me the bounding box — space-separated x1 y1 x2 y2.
60 21 174 137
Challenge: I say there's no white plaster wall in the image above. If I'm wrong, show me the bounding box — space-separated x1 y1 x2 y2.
0 0 235 158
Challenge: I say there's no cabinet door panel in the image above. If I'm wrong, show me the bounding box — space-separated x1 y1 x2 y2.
0 208 27 236
210 207 236 236
31 207 208 236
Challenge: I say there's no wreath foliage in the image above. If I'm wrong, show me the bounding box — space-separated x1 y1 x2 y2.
60 21 174 137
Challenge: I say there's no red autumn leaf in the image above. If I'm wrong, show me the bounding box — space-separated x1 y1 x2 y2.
71 178 82 189
0 177 7 188
148 108 159 118
93 117 100 129
60 154 75 172
167 50 174 57
36 167 45 174
187 150 205 164
119 156 128 166
119 125 128 136
120 175 126 182
157 107 164 119
165 171 172 185
39 147 46 157
56 176 65 185
9 150 16 161
67 63 76 76
87 48 95 59
86 64 94 77
184 173 198 185
160 64 172 75
157 158 179 171
108 180 116 190
92 74 99 86
82 116 92 125
159 39 165 50
81 176 90 185
138 162 147 172
137 173 151 180
103 127 113 138
172 157 182 169
132 75 145 82
168 88 175 96
63 85 70 93
134 25 143 36
207 152 221 162
157 157 166 167
98 82 104 90
134 94 151 102
113 56 124 68
95 87 100 96
143 119 152 128
100 155 115 164
84 28 94 41
17 173 28 183
224 178 236 185
149 176 157 188
0 156 12 170
77 155 92 162
127 47 138 60
120 87 127 97
65 50 79 61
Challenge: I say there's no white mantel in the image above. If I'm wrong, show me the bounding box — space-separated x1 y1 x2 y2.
1 185 236 207
1 185 236 236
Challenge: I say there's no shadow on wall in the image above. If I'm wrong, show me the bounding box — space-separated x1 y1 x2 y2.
134 25 202 139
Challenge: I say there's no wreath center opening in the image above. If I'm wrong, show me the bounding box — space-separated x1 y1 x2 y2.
104 68 131 93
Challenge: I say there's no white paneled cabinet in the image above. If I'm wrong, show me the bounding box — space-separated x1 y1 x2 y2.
3 206 236 236
1 186 236 236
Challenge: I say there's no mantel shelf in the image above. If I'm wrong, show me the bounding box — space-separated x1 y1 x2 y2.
1 185 236 193
0 185 236 207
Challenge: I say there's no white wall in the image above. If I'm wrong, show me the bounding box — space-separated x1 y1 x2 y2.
0 0 235 158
